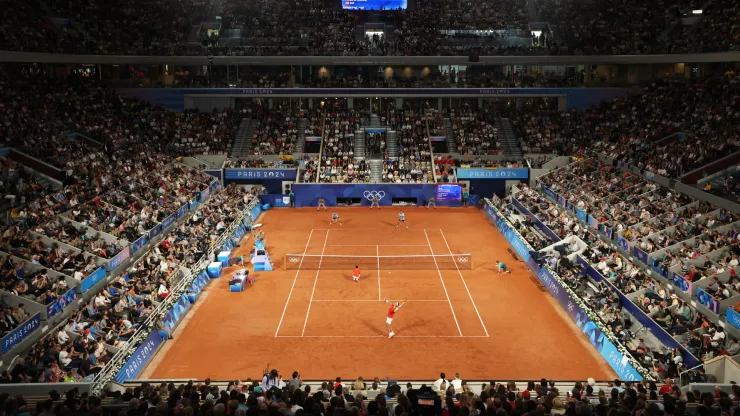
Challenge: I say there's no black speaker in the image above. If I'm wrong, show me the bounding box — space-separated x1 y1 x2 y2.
469 54 480 63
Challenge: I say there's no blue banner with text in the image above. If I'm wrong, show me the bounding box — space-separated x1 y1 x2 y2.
2 313 41 353
224 169 297 180
456 168 529 179
81 266 107 293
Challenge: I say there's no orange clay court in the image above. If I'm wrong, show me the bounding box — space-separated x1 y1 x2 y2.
142 207 616 381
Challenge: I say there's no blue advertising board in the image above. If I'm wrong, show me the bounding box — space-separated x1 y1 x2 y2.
726 308 740 330
46 289 77 318
81 266 107 293
2 313 41 353
542 186 558 201
535 267 644 381
189 271 211 296
149 224 163 240
697 288 720 314
673 272 692 294
633 247 649 265
176 204 189 219
616 236 631 252
224 169 297 180
456 168 529 179
162 294 193 331
292 184 436 207
161 214 176 230
114 329 164 383
575 207 588 222
259 194 290 208
588 215 600 230
131 235 149 255
108 246 131 272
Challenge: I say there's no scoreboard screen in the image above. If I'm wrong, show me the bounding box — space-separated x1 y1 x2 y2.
436 184 462 201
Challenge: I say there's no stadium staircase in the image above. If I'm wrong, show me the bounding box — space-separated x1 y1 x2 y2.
386 130 398 157
369 159 384 183
354 131 366 158
370 114 381 127
295 118 308 154
443 117 457 153
230 118 254 157
499 118 523 159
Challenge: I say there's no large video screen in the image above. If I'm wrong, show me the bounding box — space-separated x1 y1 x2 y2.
436 184 462 201
342 0 407 10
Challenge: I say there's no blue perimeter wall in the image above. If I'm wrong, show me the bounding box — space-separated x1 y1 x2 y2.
116 88 640 111
292 184 460 207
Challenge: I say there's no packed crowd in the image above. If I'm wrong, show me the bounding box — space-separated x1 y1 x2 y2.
378 110 430 183
249 108 299 156
14 371 736 416
319 110 370 183
449 107 503 155
2 0 740 56
7 185 254 383
517 160 740 363
512 73 740 171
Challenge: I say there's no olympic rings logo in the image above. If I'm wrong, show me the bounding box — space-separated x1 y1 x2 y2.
363 190 386 202
288 257 299 263
457 257 469 263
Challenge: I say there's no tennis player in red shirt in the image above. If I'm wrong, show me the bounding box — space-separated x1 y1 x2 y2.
352 265 360 283
385 299 407 338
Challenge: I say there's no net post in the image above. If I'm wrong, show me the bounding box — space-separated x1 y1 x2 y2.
283 254 287 270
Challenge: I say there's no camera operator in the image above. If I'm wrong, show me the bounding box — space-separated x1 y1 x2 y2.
406 384 442 416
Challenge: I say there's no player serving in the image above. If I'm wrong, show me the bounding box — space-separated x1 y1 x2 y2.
395 210 408 230
385 299 407 338
330 212 343 226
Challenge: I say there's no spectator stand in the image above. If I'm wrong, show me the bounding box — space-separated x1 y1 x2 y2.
508 187 703 375
91 196 259 392
41 216 131 272
523 163 739 360
0 180 223 386
483 198 652 380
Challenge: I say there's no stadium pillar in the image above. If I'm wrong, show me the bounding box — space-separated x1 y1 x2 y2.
395 98 403 108
268 99 274 109
557 97 567 112
438 98 443 110
348 98 354 108
515 98 522 110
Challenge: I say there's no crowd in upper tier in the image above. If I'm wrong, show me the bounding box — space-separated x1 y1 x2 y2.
0 0 738 55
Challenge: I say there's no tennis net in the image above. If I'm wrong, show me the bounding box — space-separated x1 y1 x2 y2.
284 254 473 270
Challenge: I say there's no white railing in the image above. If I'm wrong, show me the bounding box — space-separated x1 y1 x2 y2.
90 197 258 394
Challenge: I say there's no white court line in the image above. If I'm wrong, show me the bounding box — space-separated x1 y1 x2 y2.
275 335 488 338
313 228 440 231
376 244 381 300
274 230 314 337
324 244 429 247
423 229 462 337
439 230 490 337
301 230 330 336
311 299 448 302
